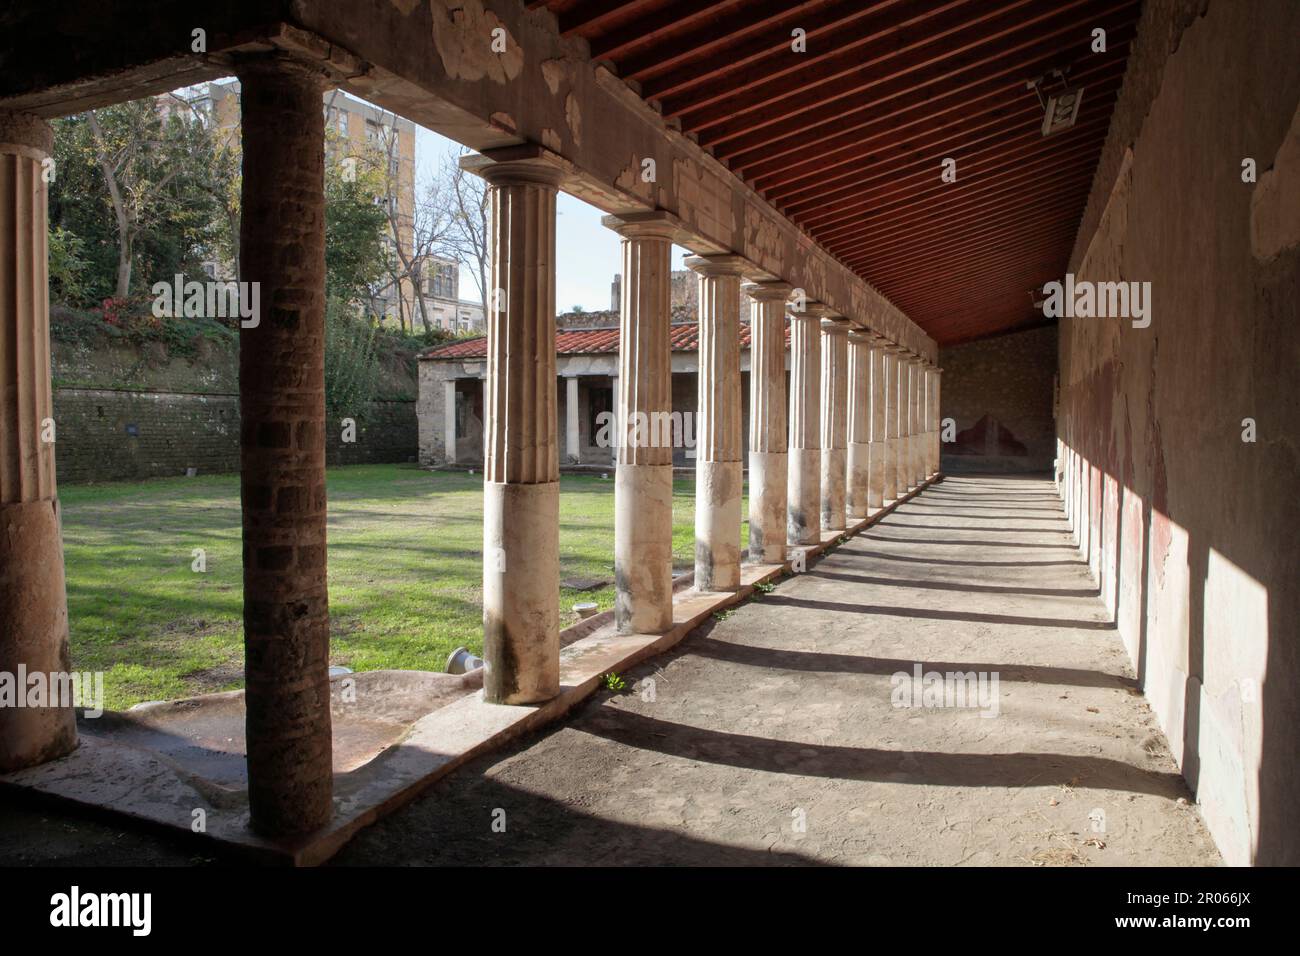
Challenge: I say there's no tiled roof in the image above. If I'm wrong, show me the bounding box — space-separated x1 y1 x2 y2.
420 322 787 360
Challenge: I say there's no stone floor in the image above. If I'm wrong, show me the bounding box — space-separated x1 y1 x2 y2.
0 474 1223 866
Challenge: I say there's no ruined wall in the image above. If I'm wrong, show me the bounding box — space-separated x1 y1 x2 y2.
939 325 1057 474
1058 0 1300 865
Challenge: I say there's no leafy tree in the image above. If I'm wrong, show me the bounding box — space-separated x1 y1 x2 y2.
49 99 219 303
324 128 389 310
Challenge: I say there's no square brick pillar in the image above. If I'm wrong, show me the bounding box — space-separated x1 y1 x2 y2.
235 56 333 837
0 109 77 773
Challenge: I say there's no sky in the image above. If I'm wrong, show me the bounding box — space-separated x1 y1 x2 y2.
415 126 689 313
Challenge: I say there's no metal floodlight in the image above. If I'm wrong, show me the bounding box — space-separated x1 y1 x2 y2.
1027 69 1085 137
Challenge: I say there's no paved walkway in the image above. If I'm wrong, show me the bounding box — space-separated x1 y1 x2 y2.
334 474 1220 866
0 474 1222 866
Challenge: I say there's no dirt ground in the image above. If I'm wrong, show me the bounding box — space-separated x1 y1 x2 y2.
0 474 1222 866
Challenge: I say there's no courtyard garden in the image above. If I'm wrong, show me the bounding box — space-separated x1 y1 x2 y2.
60 464 745 710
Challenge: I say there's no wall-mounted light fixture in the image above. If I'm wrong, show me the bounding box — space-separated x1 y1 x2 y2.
1027 69 1084 137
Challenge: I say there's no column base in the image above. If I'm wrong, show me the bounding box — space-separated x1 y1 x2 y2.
483 480 560 704
695 459 742 591
0 499 77 773
846 441 870 519
748 450 788 564
821 447 847 531
867 439 887 509
787 446 821 545
615 463 673 635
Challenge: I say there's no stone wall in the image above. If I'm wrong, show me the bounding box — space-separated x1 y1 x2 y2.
51 341 417 483
939 325 1057 474
1057 0 1300 865
53 387 416 483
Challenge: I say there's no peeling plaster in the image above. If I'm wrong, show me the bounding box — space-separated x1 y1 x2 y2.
540 58 570 96
1251 100 1300 262
390 0 421 15
674 156 734 243
564 92 582 146
430 1 524 84
489 111 516 134
541 127 563 152
744 204 783 273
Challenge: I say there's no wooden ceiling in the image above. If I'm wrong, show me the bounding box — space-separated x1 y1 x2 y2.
533 0 1141 345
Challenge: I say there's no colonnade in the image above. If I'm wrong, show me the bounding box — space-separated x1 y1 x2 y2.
0 75 942 837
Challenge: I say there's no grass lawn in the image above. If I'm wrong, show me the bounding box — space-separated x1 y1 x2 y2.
60 463 747 710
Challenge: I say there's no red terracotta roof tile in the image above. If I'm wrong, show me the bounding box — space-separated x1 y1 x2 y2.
420 321 788 360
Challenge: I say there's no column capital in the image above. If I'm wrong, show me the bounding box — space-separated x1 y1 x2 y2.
684 253 750 277
742 280 794 301
790 300 835 321
602 208 691 242
848 329 874 344
0 109 52 156
461 144 566 189
820 317 852 334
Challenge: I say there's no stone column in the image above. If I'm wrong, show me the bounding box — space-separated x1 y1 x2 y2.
744 281 791 563
688 255 746 591
882 347 900 500
787 303 822 544
0 110 77 774
846 330 872 520
565 375 580 464
932 366 943 476
604 212 676 634
444 378 458 464
609 374 619 465
908 355 923 488
236 57 332 835
469 150 563 704
866 336 888 509
819 318 849 531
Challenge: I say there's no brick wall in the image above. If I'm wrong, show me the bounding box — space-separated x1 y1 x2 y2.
939 324 1057 473
52 388 417 483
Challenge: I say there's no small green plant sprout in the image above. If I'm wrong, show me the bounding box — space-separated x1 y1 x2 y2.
603 672 627 692
713 608 734 622
754 581 776 595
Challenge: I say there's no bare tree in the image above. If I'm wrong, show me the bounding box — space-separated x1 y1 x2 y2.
440 152 489 315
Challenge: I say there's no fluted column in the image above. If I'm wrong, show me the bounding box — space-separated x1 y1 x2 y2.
904 354 919 490
846 330 872 519
931 366 943 475
565 375 580 463
604 212 676 633
908 355 923 488
787 303 822 544
866 336 888 509
819 318 849 531
472 152 563 704
688 254 746 591
882 347 901 500
0 110 77 774
744 281 791 563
